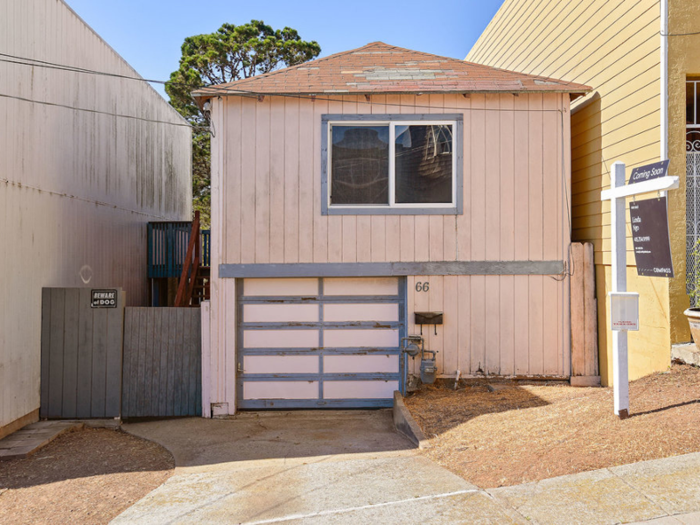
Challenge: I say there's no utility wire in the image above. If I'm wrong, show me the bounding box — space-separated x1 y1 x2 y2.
0 92 197 128
1 53 578 114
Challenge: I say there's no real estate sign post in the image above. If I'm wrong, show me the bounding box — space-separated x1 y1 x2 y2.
600 161 678 419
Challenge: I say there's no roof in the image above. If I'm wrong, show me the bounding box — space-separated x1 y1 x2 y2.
193 41 590 100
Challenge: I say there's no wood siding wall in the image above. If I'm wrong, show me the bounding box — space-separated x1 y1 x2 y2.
217 93 568 266
466 0 670 385
122 308 202 419
0 0 192 431
206 92 572 411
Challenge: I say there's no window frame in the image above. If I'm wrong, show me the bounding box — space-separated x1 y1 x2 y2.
321 114 464 216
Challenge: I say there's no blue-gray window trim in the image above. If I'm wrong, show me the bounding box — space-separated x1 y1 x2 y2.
321 114 464 216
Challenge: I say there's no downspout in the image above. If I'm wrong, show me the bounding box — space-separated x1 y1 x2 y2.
661 0 669 161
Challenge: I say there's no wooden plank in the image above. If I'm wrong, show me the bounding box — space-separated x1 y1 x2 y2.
240 98 257 264
159 307 170 416
181 309 193 415
61 288 80 418
484 94 501 261
121 308 133 418
104 291 124 417
327 96 344 263
470 275 486 374
77 289 94 418
571 243 585 376
342 216 357 262
48 288 65 419
313 97 330 263
91 308 107 418
429 216 444 261
370 94 388 263
414 214 430 261
514 276 530 374
166 307 176 416
470 94 486 261
583 242 599 377
142 307 154 417
136 307 148 417
429 276 445 374
457 276 471 372
174 308 185 416
455 94 471 262
255 97 270 263
484 275 500 374
385 216 401 261
40 288 51 418
284 96 300 263
498 275 515 375
442 276 459 377
500 94 515 261
191 311 202 415
226 97 243 264
298 98 314 263
356 216 371 262
150 308 162 417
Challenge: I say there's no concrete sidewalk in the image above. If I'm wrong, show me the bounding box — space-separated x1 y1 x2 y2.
113 412 700 524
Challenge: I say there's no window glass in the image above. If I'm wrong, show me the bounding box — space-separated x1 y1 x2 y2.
331 125 389 205
394 125 453 204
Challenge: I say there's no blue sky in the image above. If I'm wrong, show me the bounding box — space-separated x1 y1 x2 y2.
64 0 505 100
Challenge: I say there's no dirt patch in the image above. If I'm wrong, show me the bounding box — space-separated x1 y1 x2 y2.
0 427 174 525
405 364 700 489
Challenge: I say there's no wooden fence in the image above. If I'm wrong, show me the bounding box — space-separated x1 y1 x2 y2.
121 307 201 418
570 242 600 386
40 288 125 419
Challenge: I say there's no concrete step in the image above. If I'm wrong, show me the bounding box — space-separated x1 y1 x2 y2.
0 421 84 461
672 343 700 367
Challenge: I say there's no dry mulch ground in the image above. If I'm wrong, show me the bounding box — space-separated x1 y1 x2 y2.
0 427 174 525
405 364 700 489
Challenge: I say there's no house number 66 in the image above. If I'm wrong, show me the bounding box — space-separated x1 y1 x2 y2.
415 282 430 292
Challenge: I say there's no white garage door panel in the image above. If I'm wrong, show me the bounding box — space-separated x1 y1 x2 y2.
238 277 403 408
244 304 319 323
244 278 319 296
244 356 319 374
323 381 399 399
324 303 399 322
244 381 319 400
323 277 398 296
244 330 319 348
324 329 399 348
324 355 399 373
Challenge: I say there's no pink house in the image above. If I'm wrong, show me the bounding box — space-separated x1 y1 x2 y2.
194 42 590 415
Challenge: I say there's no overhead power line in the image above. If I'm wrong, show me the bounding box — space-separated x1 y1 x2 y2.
1 52 578 115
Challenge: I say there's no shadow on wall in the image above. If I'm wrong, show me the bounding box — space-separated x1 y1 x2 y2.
570 93 607 383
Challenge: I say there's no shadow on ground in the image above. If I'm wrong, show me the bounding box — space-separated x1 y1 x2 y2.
123 409 415 469
404 381 551 436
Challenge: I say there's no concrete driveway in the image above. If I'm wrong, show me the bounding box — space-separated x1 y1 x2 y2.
113 410 522 524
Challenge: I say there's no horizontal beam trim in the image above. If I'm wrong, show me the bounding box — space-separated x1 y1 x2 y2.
221 260 565 278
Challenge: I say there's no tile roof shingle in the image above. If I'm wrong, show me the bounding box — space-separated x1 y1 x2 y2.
193 41 590 100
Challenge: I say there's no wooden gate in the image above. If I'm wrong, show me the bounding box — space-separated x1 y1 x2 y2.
121 308 201 418
40 288 125 419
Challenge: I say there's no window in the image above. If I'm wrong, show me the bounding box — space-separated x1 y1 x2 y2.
322 115 463 215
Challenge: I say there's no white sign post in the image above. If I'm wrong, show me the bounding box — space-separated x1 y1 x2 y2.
600 161 679 419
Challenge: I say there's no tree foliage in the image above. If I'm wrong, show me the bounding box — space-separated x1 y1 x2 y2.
166 21 321 226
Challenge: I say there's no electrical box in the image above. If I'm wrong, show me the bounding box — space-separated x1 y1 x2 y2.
609 292 639 331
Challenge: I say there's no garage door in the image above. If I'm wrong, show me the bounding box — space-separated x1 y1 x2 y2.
237 277 406 409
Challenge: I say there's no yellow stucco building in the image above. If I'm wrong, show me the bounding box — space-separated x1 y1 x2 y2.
467 0 700 385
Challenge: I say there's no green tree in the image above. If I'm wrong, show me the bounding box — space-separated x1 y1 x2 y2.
167 20 321 226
